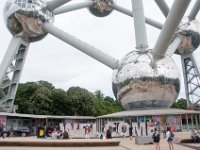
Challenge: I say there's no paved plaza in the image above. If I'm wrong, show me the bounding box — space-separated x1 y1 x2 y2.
0 132 199 150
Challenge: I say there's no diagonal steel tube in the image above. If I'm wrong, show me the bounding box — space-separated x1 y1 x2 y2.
131 0 148 50
112 4 163 29
154 0 170 18
0 37 29 84
54 1 93 15
145 17 163 30
191 53 200 78
153 0 191 59
43 23 119 70
166 36 182 57
47 0 71 10
0 37 29 112
188 0 200 20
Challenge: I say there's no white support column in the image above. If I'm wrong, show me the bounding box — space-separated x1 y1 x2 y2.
145 17 163 30
154 0 170 18
0 37 29 112
98 119 100 132
48 0 71 10
166 36 182 57
191 114 194 129
186 114 189 131
0 37 27 84
191 54 200 80
182 54 200 107
144 116 147 136
54 1 93 15
195 115 199 130
180 115 183 131
131 0 148 50
188 0 200 20
153 0 191 59
100 118 102 132
43 23 119 70
6 42 29 109
98 118 100 132
112 4 163 29
181 55 190 108
96 119 99 132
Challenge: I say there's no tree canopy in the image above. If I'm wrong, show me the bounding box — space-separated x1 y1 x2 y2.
170 98 188 109
15 81 123 116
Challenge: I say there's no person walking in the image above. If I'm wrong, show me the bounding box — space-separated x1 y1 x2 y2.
162 124 167 138
152 128 161 150
85 125 90 139
166 127 174 150
106 129 112 139
62 130 69 139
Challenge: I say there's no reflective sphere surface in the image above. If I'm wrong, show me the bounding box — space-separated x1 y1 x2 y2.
89 0 113 17
112 50 180 110
176 17 200 55
4 0 54 42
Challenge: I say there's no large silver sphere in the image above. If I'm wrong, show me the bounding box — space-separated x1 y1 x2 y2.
89 0 113 17
4 0 54 42
176 17 200 55
112 50 181 110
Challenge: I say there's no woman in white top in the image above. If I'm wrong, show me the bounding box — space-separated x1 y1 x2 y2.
166 127 174 150
52 130 61 139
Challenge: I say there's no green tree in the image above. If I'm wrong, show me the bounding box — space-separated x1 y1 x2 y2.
94 90 104 100
171 98 188 109
15 81 123 116
104 96 114 102
50 88 68 115
30 87 53 115
92 94 123 116
16 82 38 99
15 82 39 113
37 80 55 90
66 86 95 116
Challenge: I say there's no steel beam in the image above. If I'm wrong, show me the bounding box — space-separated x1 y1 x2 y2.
166 36 182 57
0 37 27 84
131 0 148 50
112 4 163 29
0 37 29 112
43 23 119 70
188 0 200 20
54 1 93 15
181 54 200 109
154 0 170 18
48 0 71 10
153 0 191 59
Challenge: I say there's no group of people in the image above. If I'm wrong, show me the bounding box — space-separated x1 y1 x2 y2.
191 129 200 143
51 129 69 139
152 127 174 150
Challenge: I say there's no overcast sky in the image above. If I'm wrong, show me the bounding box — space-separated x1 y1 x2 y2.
0 0 200 100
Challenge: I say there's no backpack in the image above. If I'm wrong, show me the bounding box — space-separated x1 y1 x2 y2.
170 132 174 138
153 132 160 142
167 132 174 141
170 133 174 138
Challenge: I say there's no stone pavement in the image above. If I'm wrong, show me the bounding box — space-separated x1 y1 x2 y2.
0 132 199 150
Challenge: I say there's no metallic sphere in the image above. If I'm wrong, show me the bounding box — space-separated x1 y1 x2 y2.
4 0 54 42
176 17 200 55
112 50 181 110
89 0 113 17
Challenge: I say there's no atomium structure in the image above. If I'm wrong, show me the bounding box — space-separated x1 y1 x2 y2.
0 0 200 112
